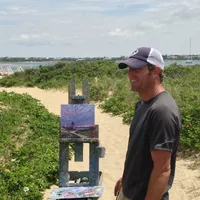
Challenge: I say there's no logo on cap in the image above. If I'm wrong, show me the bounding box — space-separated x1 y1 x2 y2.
131 49 139 56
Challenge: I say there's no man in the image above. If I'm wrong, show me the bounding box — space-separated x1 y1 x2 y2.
114 47 181 200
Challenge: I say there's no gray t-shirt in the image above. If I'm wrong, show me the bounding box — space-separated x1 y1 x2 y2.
122 91 181 200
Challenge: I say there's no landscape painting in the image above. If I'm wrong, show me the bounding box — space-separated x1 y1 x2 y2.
60 104 97 139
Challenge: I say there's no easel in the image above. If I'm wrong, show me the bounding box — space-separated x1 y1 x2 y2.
48 78 105 200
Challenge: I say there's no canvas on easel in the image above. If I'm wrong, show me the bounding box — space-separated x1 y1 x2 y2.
60 104 97 139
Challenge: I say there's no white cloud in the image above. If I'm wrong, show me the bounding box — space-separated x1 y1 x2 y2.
20 34 29 40
10 33 49 41
1 0 200 57
9 33 77 46
146 1 200 23
63 4 111 12
0 10 7 15
134 21 165 31
109 29 129 37
6 6 37 15
108 28 145 37
55 19 73 24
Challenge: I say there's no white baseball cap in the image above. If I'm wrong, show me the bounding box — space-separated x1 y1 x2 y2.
118 47 164 70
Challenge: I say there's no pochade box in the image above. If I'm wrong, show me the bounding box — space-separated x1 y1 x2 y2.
60 104 98 140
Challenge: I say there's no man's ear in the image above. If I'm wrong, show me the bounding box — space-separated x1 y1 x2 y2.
152 66 161 78
155 66 161 74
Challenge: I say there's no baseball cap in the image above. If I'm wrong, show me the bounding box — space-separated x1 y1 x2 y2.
118 47 164 70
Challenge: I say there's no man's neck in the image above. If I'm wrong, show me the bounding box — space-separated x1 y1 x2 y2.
139 84 165 101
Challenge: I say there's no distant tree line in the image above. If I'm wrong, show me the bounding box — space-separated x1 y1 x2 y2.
0 56 127 62
1 55 200 63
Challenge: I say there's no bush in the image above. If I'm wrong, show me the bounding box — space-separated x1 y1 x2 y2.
0 92 74 199
1 61 200 151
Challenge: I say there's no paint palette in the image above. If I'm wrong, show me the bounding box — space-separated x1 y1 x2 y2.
48 186 104 199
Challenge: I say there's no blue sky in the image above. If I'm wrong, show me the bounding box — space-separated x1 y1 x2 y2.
0 0 200 57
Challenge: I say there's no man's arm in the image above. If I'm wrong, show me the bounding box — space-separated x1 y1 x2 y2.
145 150 171 200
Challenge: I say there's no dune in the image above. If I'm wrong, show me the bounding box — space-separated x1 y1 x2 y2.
0 86 200 200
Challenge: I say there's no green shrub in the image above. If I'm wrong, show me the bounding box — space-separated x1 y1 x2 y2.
1 62 200 151
0 92 74 199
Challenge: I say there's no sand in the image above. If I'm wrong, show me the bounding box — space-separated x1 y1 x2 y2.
0 87 200 200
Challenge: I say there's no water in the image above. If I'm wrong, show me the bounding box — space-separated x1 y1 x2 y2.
0 61 57 72
164 59 200 66
0 60 200 72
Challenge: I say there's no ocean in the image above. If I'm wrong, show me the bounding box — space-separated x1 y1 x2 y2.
0 60 200 73
0 61 58 72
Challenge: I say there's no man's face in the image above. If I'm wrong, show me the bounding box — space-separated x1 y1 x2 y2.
127 65 153 93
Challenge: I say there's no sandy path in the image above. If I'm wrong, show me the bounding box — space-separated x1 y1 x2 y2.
0 87 200 200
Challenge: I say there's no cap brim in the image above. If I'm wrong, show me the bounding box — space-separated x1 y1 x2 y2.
118 58 148 69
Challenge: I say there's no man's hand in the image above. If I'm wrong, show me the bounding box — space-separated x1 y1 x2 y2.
114 177 122 196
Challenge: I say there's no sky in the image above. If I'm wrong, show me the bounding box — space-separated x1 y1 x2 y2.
0 0 200 57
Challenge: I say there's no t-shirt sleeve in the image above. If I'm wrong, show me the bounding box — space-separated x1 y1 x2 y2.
148 105 178 152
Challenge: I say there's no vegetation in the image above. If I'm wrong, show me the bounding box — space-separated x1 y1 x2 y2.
1 61 200 151
0 92 74 199
0 56 125 62
1 54 200 62
1 60 200 198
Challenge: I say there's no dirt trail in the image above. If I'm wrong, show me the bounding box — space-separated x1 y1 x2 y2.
1 87 200 200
